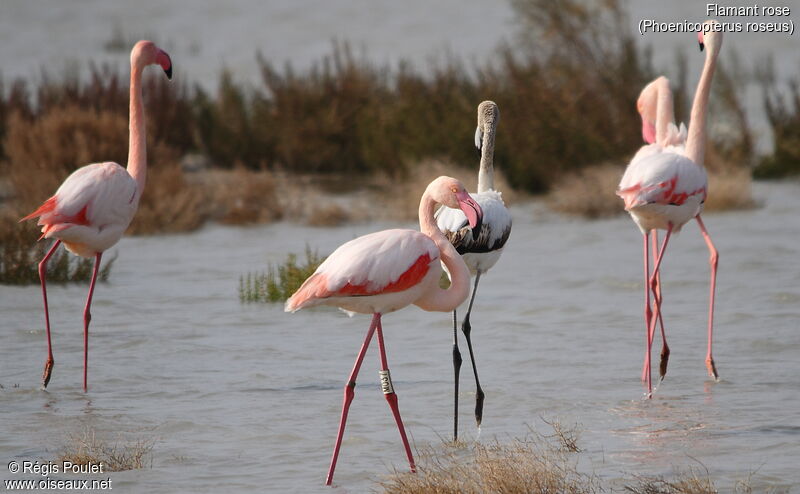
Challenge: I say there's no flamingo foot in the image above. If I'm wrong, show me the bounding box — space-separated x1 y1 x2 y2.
705 356 719 380
42 356 54 388
659 344 670 380
475 388 484 428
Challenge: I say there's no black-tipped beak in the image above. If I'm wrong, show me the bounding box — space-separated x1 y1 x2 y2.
164 65 173 80
471 209 483 240
699 42 704 52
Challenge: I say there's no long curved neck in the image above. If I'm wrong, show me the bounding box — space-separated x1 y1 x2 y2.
415 194 471 312
685 48 718 167
127 63 147 202
477 126 496 193
655 81 675 147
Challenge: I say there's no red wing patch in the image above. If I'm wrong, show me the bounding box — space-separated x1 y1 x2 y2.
20 196 57 222
334 253 433 297
618 176 706 209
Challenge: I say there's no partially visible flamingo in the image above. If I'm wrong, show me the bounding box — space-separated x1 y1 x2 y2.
617 22 722 397
20 41 172 392
436 101 512 441
286 176 483 486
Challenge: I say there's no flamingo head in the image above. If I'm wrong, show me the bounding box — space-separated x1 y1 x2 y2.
474 100 499 151
698 20 723 54
429 176 483 238
637 81 659 144
131 40 173 80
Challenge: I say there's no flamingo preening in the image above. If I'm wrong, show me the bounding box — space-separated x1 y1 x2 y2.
286 176 483 486
617 22 722 397
436 101 512 441
20 41 172 392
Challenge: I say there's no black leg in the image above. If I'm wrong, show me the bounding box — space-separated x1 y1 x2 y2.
461 271 484 427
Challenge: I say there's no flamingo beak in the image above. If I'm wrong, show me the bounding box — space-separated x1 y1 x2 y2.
698 31 705 52
474 126 483 152
642 118 656 144
157 50 173 79
456 191 483 239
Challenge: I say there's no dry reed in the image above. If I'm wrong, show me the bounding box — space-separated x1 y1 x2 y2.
58 427 153 472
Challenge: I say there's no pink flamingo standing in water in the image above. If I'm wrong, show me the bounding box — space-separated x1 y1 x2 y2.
286 176 483 485
21 41 172 392
617 21 722 397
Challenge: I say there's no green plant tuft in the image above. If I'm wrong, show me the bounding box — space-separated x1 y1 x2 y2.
239 246 325 303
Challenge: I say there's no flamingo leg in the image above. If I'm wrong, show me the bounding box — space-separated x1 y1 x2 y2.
82 252 102 392
646 224 673 397
326 313 379 486
38 240 62 389
460 270 485 427
652 232 670 380
375 316 416 474
452 309 462 442
641 232 652 384
695 215 720 380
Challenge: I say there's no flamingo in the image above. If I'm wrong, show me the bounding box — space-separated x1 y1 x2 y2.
617 21 722 397
20 41 172 392
285 176 483 486
435 101 512 441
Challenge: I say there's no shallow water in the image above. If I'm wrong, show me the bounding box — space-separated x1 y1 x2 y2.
2 181 799 492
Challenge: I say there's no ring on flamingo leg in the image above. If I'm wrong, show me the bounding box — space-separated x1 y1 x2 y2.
696 215 720 380
38 240 62 388
652 232 670 380
375 317 416 473
325 314 379 486
646 224 673 397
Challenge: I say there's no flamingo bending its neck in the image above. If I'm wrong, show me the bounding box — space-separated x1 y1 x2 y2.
286 176 483 486
436 101 512 441
617 21 722 397
20 41 172 392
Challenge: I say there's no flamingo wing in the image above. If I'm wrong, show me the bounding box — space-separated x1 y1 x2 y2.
285 229 439 312
617 151 707 210
22 162 138 245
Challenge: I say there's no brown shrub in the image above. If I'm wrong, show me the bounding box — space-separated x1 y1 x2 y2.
127 165 209 235
546 163 624 219
58 427 153 472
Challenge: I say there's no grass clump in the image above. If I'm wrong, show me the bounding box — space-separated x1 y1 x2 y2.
0 215 115 285
239 246 325 303
379 422 598 494
58 427 153 472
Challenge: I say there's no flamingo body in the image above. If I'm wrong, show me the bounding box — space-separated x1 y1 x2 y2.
286 229 441 315
23 162 138 257
618 150 707 233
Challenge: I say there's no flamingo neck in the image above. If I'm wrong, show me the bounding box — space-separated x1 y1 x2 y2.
127 63 147 202
655 79 675 147
685 47 719 167
414 194 470 312
477 127 495 193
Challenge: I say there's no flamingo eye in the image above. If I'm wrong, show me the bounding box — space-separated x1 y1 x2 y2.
451 187 458 194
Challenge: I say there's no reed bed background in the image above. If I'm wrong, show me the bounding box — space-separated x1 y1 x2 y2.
1 0 796 284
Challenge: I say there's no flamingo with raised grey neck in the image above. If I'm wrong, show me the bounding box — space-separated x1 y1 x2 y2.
20 40 172 392
436 101 512 441
286 176 483 486
617 21 722 397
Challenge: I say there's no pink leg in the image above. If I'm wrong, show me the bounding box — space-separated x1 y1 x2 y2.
326 313 379 486
82 252 102 392
641 232 652 383
38 240 62 388
375 317 416 474
695 215 719 379
645 225 673 397
652 232 670 380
